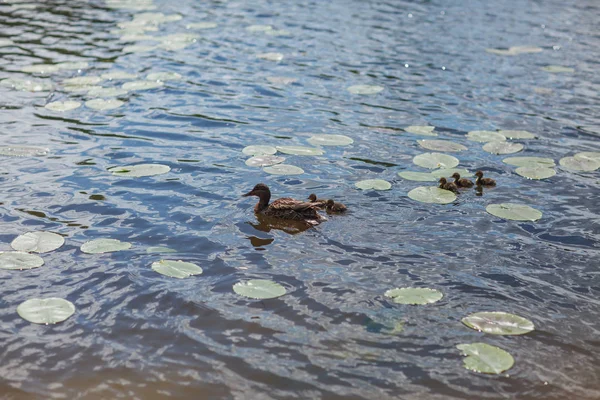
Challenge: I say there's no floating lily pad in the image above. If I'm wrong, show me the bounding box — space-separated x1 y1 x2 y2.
85 99 124 110
146 246 176 253
146 72 182 81
44 101 81 112
101 71 138 80
186 22 218 30
498 130 536 139
0 78 53 92
108 163 170 177
11 231 65 253
355 179 391 190
404 126 437 136
559 156 600 172
86 87 129 98
158 33 197 43
266 76 297 85
486 45 542 56
17 298 75 325
542 65 574 73
430 168 472 179
256 52 284 61
242 145 277 156
486 203 542 221
276 145 324 156
56 61 89 70
307 134 354 146
574 152 600 162
151 259 203 279
467 130 506 142
462 311 535 335
81 238 132 254
457 343 514 374
347 85 384 95
397 171 436 182
233 279 286 299
408 186 456 204
502 156 555 168
263 164 304 175
246 24 273 32
21 64 60 74
122 80 164 91
63 76 103 86
413 152 459 169
0 251 44 270
418 140 467 152
384 287 443 305
63 84 102 93
483 142 523 155
123 44 156 53
245 155 285 167
0 146 48 157
516 166 556 180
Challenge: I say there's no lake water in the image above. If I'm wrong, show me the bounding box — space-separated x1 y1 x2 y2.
1 0 599 399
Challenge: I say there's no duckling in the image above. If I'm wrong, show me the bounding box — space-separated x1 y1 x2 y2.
451 172 474 188
243 183 326 224
307 193 327 209
439 177 459 192
325 199 347 213
474 171 496 186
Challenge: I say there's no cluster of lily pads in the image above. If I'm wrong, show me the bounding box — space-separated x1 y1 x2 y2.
485 44 575 73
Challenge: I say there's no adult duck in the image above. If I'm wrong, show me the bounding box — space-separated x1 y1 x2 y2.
451 172 474 188
474 171 496 186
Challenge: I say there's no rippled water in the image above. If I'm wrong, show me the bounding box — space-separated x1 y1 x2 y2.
1 0 599 399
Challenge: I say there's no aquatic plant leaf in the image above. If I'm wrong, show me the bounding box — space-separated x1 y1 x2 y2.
397 171 436 182
123 44 156 53
385 287 443 305
146 246 177 253
86 87 129 98
146 72 182 81
457 343 514 374
245 155 285 167
186 22 218 30
486 45 542 56
486 203 542 221
256 52 284 61
404 126 437 136
56 61 89 70
0 78 53 92
418 140 467 152
0 251 44 270
483 142 523 155
462 311 534 335
408 186 456 204
266 76 298 85
542 65 574 73
263 164 304 175
11 231 65 253
307 134 354 146
233 279 286 299
498 130 536 139
276 145 324 156
101 71 138 80
44 101 81 112
559 156 600 172
515 166 556 180
151 260 203 279
108 164 170 177
347 85 384 95
430 168 472 179
242 145 277 156
17 298 75 324
80 238 132 254
63 76 103 85
502 156 555 168
246 24 273 32
85 99 124 110
574 152 600 162
21 64 60 74
412 152 459 169
63 84 102 93
355 179 391 190
0 146 48 157
122 80 164 90
467 130 506 142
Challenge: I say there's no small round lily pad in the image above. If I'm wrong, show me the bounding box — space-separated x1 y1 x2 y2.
56 61 89 70
85 99 124 110
44 101 81 112
418 140 467 152
559 156 600 172
21 64 60 74
347 85 384 95
355 179 391 190
404 126 437 136
0 145 48 157
542 65 574 73
63 76 103 86
0 78 53 92
263 164 304 175
483 141 523 155
397 171 436 182
467 130 506 143
456 343 514 374
486 203 542 221
80 238 132 254
256 52 284 61
413 152 459 169
408 186 456 204
503 156 555 168
151 259 203 278
0 251 44 270
276 146 324 156
245 155 285 167
17 298 75 325
233 279 286 299
11 231 65 253
108 164 170 177
242 145 277 156
384 287 443 305
462 311 534 335
515 166 556 180
498 130 536 139
307 134 354 146
146 72 182 81
186 22 218 30
122 80 164 91
87 87 129 98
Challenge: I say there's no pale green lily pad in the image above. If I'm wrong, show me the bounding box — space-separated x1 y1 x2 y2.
44 101 81 112
266 76 298 85
87 87 129 98
503 156 555 168
457 343 514 374
146 246 176 253
0 251 44 270
123 44 156 53
21 64 60 74
404 126 437 136
384 287 443 305
413 152 459 169
486 203 542 221
242 145 277 156
0 78 53 92
17 298 75 325
246 24 273 32
0 146 48 157
559 156 600 172
63 76 103 85
307 134 354 146
467 130 506 142
63 84 102 93
85 99 124 110
256 52 284 61
575 152 600 162
186 22 218 30
108 163 170 177
418 140 467 152
347 85 384 95
158 42 190 51
56 61 89 70
397 171 436 182
498 130 536 139
408 186 456 204
276 145 324 156
263 164 304 175
81 238 132 254
245 155 285 167
516 166 556 180
485 45 542 56
542 65 574 73
146 72 182 81
233 279 286 299
101 71 138 80
430 168 472 179
151 259 203 279
122 80 164 90
11 231 65 253
355 179 391 190
158 33 198 43
462 311 535 335
483 142 523 155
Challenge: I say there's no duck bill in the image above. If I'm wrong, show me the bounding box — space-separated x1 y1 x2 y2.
242 190 254 197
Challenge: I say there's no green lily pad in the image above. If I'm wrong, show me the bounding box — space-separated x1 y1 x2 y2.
245 155 285 167
486 45 542 56
101 71 138 80
11 231 65 253
498 130 536 139
81 238 132 254
347 85 384 95
430 168 472 179
515 166 556 180
559 156 600 172
151 259 203 279
462 311 535 335
233 279 286 299
108 163 170 177
17 298 75 325
418 140 467 152
85 99 124 110
0 251 44 270
146 246 176 253
56 61 89 70
44 101 81 112
502 156 555 168
63 76 103 86
467 130 506 143
483 142 523 155
397 171 436 182
256 52 284 61
87 87 129 98
242 145 277 156
307 134 354 146
384 287 443 305
413 152 459 169
404 126 437 136
355 179 391 190
0 78 54 92
574 152 600 162
0 146 48 157
122 80 164 91
486 203 542 221
408 186 456 204
246 24 273 32
146 72 182 81
457 343 514 374
276 145 324 156
21 64 60 74
158 33 197 43
186 22 218 30
63 84 102 93
542 65 574 73
263 164 304 175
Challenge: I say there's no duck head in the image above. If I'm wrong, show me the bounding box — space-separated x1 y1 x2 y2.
451 172 461 180
308 193 317 201
474 171 484 178
243 183 271 198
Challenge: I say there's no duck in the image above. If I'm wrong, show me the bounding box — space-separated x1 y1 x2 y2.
325 199 347 213
451 172 474 188
307 193 327 209
475 170 496 186
243 183 326 224
438 177 459 192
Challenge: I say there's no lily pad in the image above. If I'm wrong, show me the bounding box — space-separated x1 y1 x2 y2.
457 343 514 374
384 287 443 305
17 298 75 325
430 168 472 179
101 71 138 80
515 166 556 180
347 85 384 95
355 179 391 190
87 87 129 98
0 78 53 92
21 64 60 74
85 99 124 110
412 152 459 169
11 231 65 253
186 22 218 30
408 186 456 204
418 140 467 152
108 163 171 177
574 152 600 162
233 279 286 299
245 155 285 167
542 65 574 73
0 146 48 157
263 164 304 175
151 259 203 279
498 130 536 139
44 101 81 112
467 130 506 143
307 134 354 146
63 76 103 86
256 52 284 61
246 24 273 32
559 156 600 172
486 203 542 221
404 126 437 136
242 145 277 156
502 156 555 168
462 311 535 335
56 61 89 70
146 72 182 81
63 84 102 93
122 80 164 91
0 251 44 270
146 246 176 253
397 171 436 182
80 238 132 254
276 145 324 156
483 142 523 155
485 45 542 56
122 44 156 53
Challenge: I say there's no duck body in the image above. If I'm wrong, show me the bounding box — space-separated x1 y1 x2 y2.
244 184 326 224
475 171 496 186
439 177 459 192
326 199 347 213
307 193 327 209
451 172 474 188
